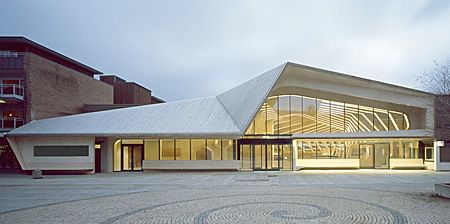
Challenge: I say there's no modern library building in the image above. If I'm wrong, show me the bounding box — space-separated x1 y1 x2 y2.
6 62 450 172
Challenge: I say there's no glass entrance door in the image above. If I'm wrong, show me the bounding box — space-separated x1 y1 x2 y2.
374 144 389 169
122 145 143 171
360 144 374 168
253 144 279 171
240 144 282 171
239 138 292 171
253 145 265 170
360 144 389 169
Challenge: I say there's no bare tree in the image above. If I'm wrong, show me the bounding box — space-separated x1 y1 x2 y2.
416 57 450 140
416 57 450 94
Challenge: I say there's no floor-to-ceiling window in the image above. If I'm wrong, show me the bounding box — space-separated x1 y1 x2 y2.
245 94 411 136
294 139 423 169
113 139 237 171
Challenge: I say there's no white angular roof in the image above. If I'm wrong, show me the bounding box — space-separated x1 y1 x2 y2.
217 63 285 131
8 63 285 138
7 97 242 138
7 62 432 138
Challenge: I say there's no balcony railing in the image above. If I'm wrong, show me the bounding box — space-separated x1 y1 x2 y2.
0 84 24 100
0 117 24 131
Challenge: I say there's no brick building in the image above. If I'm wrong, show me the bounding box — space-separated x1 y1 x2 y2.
0 37 161 171
83 75 164 113
433 95 450 168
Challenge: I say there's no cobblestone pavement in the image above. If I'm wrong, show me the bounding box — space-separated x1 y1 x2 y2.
0 170 450 223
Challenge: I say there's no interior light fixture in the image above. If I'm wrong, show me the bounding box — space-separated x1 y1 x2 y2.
0 98 5 103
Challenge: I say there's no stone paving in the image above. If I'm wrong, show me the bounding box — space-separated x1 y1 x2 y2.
0 170 449 223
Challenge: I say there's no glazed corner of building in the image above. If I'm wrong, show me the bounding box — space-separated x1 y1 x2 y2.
4 55 450 173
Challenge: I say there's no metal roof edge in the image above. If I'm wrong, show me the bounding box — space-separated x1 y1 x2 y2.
286 62 434 95
292 129 434 139
0 36 102 74
5 132 244 139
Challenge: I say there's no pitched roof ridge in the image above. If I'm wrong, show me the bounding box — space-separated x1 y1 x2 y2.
214 95 242 133
216 63 287 132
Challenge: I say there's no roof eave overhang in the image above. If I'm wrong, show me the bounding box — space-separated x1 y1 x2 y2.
6 132 244 139
285 62 435 96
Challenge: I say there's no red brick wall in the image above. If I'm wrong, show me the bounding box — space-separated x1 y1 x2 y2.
24 53 113 122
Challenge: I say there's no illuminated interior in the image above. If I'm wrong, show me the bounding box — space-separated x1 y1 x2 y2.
295 139 419 160
239 94 422 170
113 139 236 172
240 144 292 171
245 95 410 135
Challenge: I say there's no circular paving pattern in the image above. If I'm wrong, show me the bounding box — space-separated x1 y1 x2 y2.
1 185 449 224
101 194 407 224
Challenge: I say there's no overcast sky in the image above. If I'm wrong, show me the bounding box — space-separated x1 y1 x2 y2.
2 0 450 101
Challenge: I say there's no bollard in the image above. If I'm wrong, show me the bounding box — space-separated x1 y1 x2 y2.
32 169 43 179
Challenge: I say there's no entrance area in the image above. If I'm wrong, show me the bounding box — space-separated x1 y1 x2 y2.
122 145 143 171
239 139 292 171
242 144 280 171
95 144 101 173
360 143 389 169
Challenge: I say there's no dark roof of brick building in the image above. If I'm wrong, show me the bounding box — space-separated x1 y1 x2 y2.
0 36 102 76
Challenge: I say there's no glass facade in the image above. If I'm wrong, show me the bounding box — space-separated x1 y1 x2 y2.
144 140 159 160
297 140 360 159
114 139 236 171
241 94 422 170
161 139 175 160
112 95 421 172
222 140 235 160
294 139 423 169
245 94 410 135
296 140 420 160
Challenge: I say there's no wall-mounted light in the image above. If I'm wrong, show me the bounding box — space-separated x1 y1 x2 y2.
0 98 5 103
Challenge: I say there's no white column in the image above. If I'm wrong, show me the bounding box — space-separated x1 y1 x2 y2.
292 139 297 171
435 141 445 171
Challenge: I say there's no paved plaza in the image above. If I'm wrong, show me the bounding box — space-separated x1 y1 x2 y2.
0 170 449 223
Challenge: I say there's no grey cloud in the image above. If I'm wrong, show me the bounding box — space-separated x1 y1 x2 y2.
2 0 449 100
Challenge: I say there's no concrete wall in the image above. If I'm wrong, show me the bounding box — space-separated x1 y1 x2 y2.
390 159 424 169
8 136 95 171
106 137 120 172
424 161 435 170
23 53 113 122
437 162 450 171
